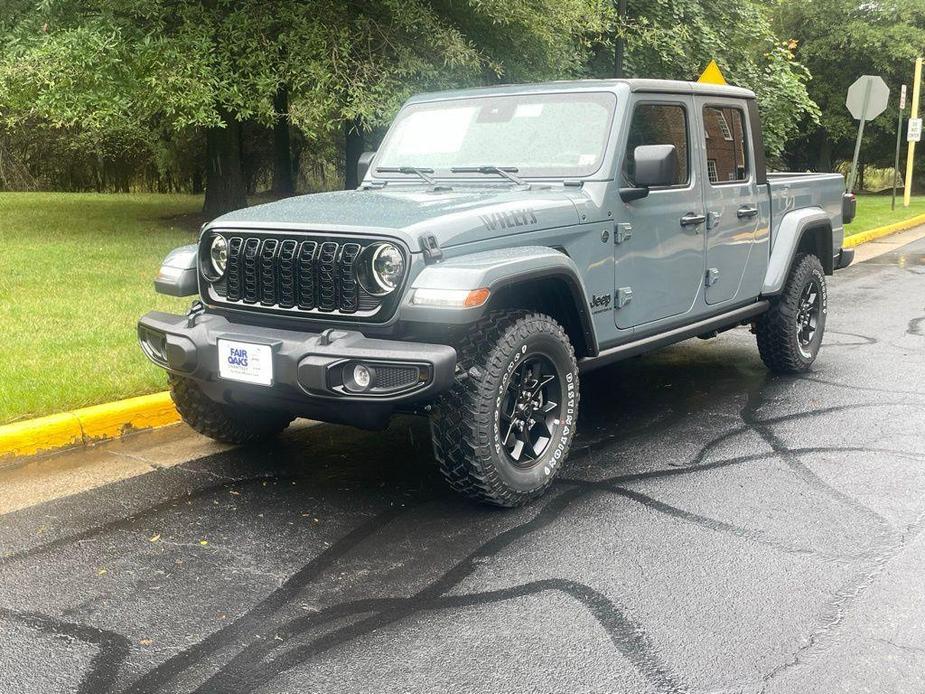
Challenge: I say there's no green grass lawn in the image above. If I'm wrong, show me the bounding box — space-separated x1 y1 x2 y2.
0 193 201 424
848 194 925 236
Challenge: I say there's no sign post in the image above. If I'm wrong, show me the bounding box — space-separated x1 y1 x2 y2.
846 75 890 194
893 85 907 211
904 58 923 208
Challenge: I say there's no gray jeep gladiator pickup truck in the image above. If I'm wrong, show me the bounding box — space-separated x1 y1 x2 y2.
139 79 856 506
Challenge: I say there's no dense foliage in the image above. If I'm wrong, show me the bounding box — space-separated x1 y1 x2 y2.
0 0 606 210
599 0 819 156
0 0 866 212
775 0 925 178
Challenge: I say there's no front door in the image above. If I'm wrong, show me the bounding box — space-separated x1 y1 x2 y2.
696 98 760 305
614 98 706 329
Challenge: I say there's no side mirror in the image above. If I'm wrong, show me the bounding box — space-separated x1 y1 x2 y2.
634 144 678 188
620 144 678 202
357 151 376 183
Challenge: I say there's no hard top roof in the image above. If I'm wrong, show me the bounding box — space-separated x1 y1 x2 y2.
406 78 756 104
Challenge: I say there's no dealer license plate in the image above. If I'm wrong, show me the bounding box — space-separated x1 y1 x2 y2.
217 339 274 386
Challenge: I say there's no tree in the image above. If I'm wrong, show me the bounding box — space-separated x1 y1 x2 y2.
270 86 294 197
0 0 607 210
0 0 821 203
774 0 925 173
588 0 819 158
282 0 607 187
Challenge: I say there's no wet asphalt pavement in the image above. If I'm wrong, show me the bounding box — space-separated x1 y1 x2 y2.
1 238 925 694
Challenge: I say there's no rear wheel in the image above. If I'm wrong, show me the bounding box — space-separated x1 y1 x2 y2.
755 253 827 374
168 374 294 444
430 310 580 507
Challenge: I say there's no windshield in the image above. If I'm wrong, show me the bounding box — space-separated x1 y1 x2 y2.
374 92 617 179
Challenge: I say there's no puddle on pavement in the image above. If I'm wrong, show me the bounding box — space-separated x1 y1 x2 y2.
862 251 925 267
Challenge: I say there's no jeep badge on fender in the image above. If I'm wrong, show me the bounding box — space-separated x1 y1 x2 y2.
589 293 612 311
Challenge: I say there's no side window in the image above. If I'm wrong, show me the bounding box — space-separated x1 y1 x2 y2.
623 103 689 187
703 106 748 184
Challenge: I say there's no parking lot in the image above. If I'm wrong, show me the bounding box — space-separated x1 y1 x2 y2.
1 236 924 694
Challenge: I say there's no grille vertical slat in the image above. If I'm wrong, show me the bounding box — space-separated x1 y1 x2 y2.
241 238 261 303
259 239 279 305
297 241 318 310
317 242 338 312
277 240 298 309
226 237 244 301
338 243 361 313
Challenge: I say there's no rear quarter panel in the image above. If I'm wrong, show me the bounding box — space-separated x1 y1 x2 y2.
768 172 845 250
762 172 846 295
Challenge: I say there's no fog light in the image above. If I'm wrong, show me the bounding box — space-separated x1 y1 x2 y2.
353 364 371 390
343 363 377 393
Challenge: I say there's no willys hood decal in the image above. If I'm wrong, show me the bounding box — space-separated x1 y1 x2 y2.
210 187 582 250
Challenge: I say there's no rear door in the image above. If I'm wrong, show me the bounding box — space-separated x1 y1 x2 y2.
613 97 706 329
695 98 760 305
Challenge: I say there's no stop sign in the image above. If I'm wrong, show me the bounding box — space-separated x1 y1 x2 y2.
846 75 890 121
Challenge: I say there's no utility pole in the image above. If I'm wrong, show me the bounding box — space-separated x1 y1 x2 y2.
614 0 627 78
904 58 923 208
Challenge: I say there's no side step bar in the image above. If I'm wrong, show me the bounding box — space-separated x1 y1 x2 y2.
579 301 770 373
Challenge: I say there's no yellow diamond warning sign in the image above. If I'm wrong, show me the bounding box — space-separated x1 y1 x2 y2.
698 60 727 86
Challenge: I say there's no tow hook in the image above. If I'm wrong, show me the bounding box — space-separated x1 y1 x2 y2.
186 300 204 327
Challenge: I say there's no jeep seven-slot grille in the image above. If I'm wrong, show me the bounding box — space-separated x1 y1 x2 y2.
208 234 397 320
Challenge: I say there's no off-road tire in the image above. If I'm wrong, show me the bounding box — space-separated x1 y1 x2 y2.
755 252 827 374
168 374 294 444
430 310 580 507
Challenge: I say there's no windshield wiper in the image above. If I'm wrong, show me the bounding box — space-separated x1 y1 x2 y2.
451 165 526 187
375 166 436 185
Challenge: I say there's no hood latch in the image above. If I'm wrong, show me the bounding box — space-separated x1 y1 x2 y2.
419 234 444 264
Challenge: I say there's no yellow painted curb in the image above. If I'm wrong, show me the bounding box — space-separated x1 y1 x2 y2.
844 212 925 248
0 392 179 460
79 392 180 443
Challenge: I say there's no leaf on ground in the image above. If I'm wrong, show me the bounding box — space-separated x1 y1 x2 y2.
149 533 161 542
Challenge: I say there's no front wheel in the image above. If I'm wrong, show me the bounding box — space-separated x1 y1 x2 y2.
755 253 828 374
430 310 580 507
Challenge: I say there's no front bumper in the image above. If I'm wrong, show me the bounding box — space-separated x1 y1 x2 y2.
138 311 457 429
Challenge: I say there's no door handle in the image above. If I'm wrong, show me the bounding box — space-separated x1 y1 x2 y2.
680 213 706 227
737 206 759 219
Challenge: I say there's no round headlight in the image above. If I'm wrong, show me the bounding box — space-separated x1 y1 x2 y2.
209 235 228 277
368 243 404 294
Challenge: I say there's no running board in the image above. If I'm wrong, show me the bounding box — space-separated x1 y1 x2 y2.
579 301 770 373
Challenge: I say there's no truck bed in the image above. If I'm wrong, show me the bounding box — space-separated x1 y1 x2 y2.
766 171 846 251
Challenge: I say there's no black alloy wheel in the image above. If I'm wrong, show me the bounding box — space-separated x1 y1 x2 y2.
499 354 562 466
796 279 821 359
